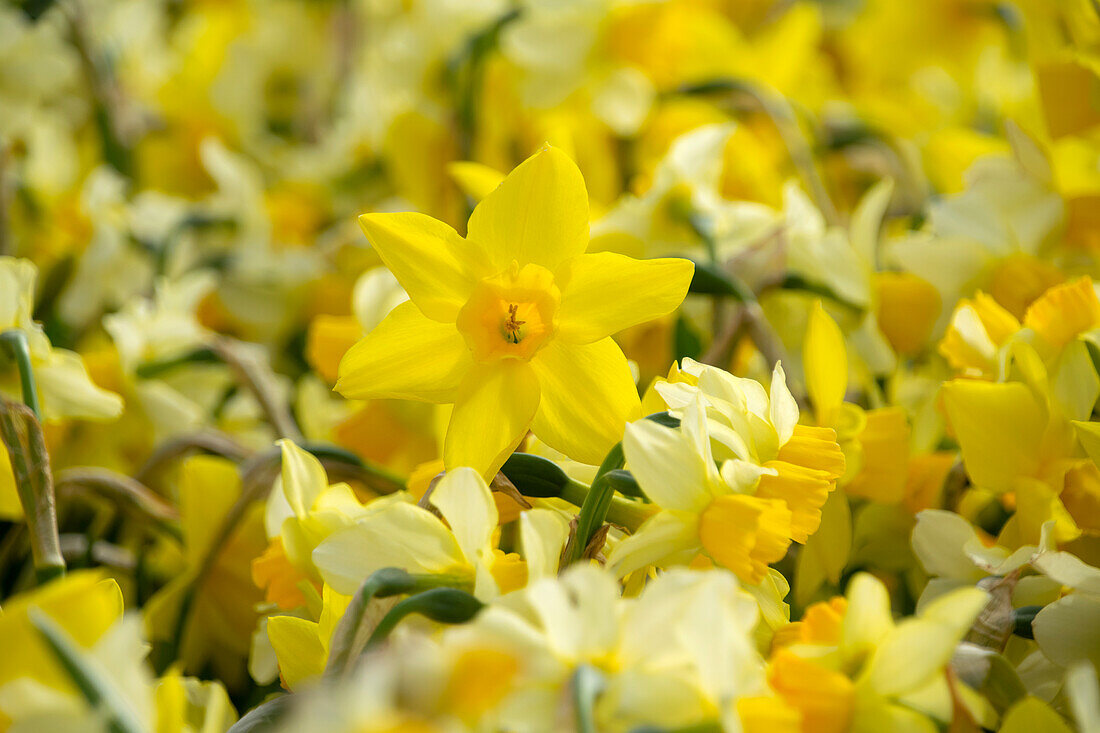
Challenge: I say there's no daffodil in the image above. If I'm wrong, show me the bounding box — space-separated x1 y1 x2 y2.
886 146 1065 328
939 366 1096 545
338 146 694 477
610 361 845 586
313 467 564 601
254 440 372 610
265 583 351 690
444 564 774 732
767 572 992 733
592 123 777 258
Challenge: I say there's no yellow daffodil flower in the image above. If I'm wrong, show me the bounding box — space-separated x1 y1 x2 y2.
768 573 991 733
338 146 694 477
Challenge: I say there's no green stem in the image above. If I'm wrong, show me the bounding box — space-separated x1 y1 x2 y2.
366 587 483 647
572 664 605 733
562 479 651 533
325 569 471 677
0 399 64 583
1 329 41 420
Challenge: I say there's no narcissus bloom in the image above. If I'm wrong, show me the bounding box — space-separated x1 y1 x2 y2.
339 146 695 477
610 363 845 585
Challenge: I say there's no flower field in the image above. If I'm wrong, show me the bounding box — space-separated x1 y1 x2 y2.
1 1 1099 731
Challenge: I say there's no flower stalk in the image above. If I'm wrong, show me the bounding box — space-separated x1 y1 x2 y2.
0 398 64 584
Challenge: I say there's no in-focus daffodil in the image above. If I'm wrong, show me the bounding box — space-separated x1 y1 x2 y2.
338 146 695 477
611 361 845 586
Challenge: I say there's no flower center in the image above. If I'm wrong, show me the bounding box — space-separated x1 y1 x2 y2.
457 262 560 362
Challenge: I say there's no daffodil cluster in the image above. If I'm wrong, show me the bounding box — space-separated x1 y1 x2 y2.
1 0 1100 731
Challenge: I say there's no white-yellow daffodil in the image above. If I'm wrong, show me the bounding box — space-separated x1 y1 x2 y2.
769 572 991 733
313 467 563 601
612 360 844 585
444 564 772 732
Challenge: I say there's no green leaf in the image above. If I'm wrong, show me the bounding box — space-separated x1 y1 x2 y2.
686 261 750 301
673 314 703 362
227 695 294 733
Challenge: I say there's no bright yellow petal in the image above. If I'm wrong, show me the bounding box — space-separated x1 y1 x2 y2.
466 146 589 272
1024 276 1100 350
306 315 361 384
335 301 471 403
767 650 854 733
874 272 941 356
530 338 641 465
444 360 540 478
940 380 1044 492
0 572 124 692
179 454 241 567
1000 697 1074 733
737 696 802 733
277 439 327 518
554 253 694 344
845 407 909 504
267 615 325 690
358 212 487 321
447 161 505 202
804 301 848 422
0 446 22 520
755 461 832 544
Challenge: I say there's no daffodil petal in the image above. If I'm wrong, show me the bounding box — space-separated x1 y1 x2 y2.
266 615 325 690
312 503 464 594
804 301 848 420
358 211 487 321
467 146 589 272
607 511 700 578
335 301 471 403
430 468 498 565
447 161 505 202
623 419 713 513
554 252 694 343
444 360 541 478
769 362 799 447
530 338 640 465
940 380 1045 492
519 509 569 580
276 440 327 518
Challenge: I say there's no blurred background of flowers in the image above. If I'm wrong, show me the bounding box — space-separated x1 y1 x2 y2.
1 0 1099 731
